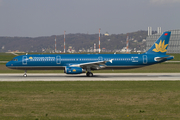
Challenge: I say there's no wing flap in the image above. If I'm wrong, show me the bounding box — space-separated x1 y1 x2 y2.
70 59 113 69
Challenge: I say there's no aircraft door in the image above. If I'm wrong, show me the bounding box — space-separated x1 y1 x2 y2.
22 56 27 65
56 56 61 64
143 55 147 64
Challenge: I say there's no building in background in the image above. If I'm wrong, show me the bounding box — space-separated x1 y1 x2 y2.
104 32 110 36
146 28 180 53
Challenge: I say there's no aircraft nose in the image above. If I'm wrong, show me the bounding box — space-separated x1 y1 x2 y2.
6 61 12 67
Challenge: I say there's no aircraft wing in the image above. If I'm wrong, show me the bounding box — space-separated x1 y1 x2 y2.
70 59 113 69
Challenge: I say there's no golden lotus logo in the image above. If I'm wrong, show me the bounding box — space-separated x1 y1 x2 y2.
153 40 168 53
29 57 33 59
73 69 76 72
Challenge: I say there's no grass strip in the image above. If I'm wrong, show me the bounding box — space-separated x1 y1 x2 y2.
0 81 180 120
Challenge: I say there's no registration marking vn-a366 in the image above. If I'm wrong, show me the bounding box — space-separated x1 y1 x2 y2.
131 56 138 62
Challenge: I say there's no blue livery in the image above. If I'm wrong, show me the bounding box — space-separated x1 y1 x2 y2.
6 31 173 77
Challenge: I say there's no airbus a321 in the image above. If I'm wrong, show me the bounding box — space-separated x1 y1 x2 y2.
6 31 174 77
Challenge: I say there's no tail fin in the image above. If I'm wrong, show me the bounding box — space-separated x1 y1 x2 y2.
146 31 171 55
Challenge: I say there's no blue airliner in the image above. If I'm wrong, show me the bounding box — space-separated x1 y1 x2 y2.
6 31 173 77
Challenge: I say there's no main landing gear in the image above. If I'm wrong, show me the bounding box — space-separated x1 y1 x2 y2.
86 68 93 77
23 70 27 77
86 72 93 77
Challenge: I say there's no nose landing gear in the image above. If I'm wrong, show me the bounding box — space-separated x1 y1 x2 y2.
23 70 27 77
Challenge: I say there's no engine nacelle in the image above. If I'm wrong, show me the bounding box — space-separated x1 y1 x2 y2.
64 67 86 74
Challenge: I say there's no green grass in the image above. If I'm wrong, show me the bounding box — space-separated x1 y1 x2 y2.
167 53 180 61
0 53 16 61
1 81 180 120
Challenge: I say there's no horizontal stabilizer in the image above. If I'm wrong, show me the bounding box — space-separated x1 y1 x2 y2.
154 56 174 61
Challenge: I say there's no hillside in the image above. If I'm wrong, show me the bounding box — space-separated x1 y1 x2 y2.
0 30 155 53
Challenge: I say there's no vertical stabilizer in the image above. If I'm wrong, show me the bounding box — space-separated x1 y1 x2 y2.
146 31 171 55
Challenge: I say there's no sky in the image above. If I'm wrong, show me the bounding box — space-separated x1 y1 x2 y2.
0 0 180 37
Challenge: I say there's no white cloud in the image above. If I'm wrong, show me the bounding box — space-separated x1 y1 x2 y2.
150 0 180 5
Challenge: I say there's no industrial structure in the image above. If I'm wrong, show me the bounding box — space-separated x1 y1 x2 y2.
126 34 129 53
148 27 152 36
54 36 56 53
146 28 180 53
64 31 66 53
94 43 96 52
99 28 101 53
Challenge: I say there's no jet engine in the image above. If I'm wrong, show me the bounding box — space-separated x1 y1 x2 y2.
64 67 86 74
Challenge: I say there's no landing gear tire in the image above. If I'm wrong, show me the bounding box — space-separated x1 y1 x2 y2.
23 70 27 77
86 72 93 77
23 74 27 77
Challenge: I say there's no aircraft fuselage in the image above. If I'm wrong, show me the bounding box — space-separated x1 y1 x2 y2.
6 54 173 70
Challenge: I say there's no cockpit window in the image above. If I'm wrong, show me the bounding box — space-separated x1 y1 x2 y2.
11 59 18 61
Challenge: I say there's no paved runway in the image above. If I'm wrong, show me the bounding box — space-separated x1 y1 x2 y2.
1 73 180 81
